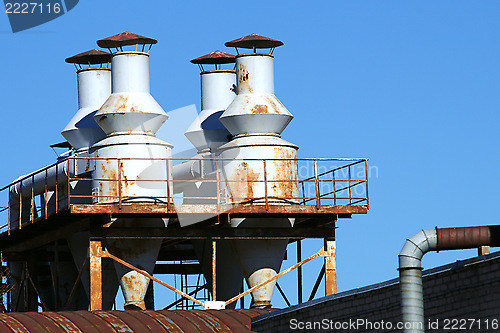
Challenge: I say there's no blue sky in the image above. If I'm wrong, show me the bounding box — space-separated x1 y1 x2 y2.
1 1 499 309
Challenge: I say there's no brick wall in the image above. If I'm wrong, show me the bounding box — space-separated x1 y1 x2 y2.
252 252 500 332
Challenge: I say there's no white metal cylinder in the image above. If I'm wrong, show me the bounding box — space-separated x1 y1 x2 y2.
201 70 236 111
94 52 167 137
219 54 292 137
62 68 110 151
91 135 172 204
111 52 150 93
217 136 298 205
78 68 112 109
236 54 274 94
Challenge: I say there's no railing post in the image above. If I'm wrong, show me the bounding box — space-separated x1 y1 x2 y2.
314 160 320 209
166 158 171 212
215 159 220 213
332 169 337 205
365 159 369 209
117 159 122 209
263 159 269 211
348 165 352 205
67 159 71 210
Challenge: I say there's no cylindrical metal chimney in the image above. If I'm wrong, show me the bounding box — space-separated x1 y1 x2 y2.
91 32 172 310
217 34 298 308
62 50 111 152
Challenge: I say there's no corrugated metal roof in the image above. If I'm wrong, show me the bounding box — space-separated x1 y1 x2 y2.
0 309 275 332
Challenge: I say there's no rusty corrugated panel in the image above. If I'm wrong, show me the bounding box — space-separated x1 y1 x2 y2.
225 34 283 49
54 312 105 333
0 310 273 332
97 32 157 48
9 312 65 332
65 50 111 64
0 313 30 333
190 51 236 64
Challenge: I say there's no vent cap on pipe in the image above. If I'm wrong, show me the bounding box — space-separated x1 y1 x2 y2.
65 49 111 65
190 50 236 64
97 31 157 48
225 34 283 49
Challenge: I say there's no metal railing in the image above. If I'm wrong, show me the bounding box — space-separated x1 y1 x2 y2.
0 157 369 232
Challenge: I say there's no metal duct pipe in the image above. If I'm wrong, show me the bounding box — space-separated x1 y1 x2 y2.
399 226 500 332
9 161 73 198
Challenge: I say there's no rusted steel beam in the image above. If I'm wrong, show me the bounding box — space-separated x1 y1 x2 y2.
89 240 102 311
0 213 110 252
212 239 217 301
90 227 335 239
324 240 337 296
70 203 368 215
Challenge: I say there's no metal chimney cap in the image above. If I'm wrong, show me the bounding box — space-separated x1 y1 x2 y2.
190 50 235 64
225 34 283 49
65 49 112 64
96 31 158 48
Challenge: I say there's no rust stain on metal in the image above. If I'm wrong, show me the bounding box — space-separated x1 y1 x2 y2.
40 312 83 332
93 311 134 332
437 226 500 251
270 151 298 201
228 162 260 202
238 64 253 93
0 314 29 333
250 105 268 114
263 95 283 114
0 310 274 332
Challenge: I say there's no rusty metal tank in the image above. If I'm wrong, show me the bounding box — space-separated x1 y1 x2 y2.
90 32 172 310
217 34 298 308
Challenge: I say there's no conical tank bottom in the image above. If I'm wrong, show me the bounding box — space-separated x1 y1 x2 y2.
66 232 119 310
104 218 164 310
231 218 291 308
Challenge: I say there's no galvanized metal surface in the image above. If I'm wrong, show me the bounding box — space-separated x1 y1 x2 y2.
0 309 275 332
65 49 112 65
190 51 236 64
225 34 283 49
97 32 158 48
61 66 110 151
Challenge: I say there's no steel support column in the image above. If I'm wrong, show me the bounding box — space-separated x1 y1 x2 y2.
324 240 337 296
89 240 102 311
